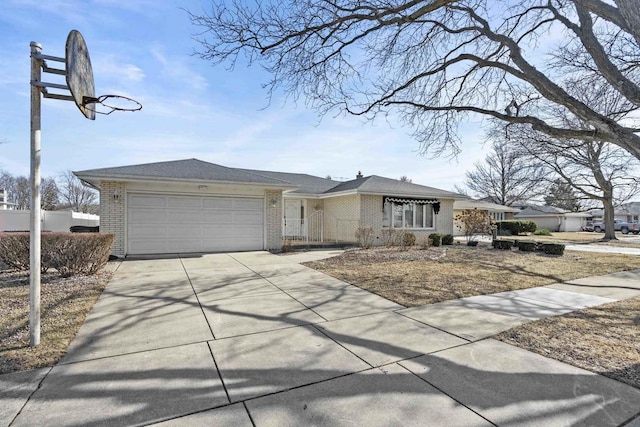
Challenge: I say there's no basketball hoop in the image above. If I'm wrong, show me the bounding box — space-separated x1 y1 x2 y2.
82 94 143 115
28 30 142 347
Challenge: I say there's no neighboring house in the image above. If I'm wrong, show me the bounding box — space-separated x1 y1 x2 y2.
74 159 466 257
452 200 519 236
514 205 590 232
0 189 15 210
589 202 640 223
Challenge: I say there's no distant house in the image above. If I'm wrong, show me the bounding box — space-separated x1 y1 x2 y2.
453 200 519 236
514 205 590 232
589 202 640 223
0 189 15 210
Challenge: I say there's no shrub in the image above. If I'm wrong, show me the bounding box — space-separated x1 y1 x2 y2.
455 209 493 244
541 243 565 256
441 234 454 245
517 240 537 252
401 232 416 248
381 229 401 247
355 226 375 249
420 237 432 250
429 233 441 247
533 228 552 236
0 233 32 271
0 232 114 277
492 239 514 250
495 220 537 235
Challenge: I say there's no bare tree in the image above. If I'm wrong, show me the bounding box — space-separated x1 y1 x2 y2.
58 170 97 213
518 132 639 240
0 171 60 210
510 73 640 240
0 170 16 207
189 1 640 159
462 138 544 206
399 176 412 183
13 177 30 210
41 177 59 210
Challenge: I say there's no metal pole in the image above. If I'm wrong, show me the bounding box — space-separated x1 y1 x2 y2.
30 41 42 347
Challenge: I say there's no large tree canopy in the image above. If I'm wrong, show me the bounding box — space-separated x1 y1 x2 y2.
190 0 640 158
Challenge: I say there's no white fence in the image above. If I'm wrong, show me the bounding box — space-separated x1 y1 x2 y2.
0 210 99 232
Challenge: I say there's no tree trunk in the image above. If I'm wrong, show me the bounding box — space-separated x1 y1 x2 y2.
602 195 617 241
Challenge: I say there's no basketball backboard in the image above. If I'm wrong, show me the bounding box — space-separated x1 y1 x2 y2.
65 30 95 120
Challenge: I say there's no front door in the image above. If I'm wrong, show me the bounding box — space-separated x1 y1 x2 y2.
284 199 305 237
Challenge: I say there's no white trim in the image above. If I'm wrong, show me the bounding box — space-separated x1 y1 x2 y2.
78 174 297 191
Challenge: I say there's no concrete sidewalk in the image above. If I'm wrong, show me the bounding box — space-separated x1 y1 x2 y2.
2 251 640 426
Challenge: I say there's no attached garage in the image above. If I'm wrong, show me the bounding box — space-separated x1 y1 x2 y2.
127 193 264 254
74 159 295 257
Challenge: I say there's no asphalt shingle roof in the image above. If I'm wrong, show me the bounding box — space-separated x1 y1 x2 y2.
75 159 465 199
515 205 567 217
324 175 464 198
237 169 340 194
75 159 294 186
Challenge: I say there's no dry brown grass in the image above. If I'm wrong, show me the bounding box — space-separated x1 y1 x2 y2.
496 298 640 389
305 245 640 389
0 267 112 374
304 245 640 307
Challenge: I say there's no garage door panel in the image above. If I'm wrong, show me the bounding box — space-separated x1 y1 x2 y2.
168 197 203 208
202 226 234 238
167 225 202 238
233 211 263 223
129 194 167 208
127 194 264 255
167 210 202 223
130 208 167 223
128 224 167 239
203 199 234 210
202 212 230 223
234 199 263 210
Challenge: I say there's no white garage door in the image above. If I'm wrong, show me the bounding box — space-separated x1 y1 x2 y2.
127 193 264 254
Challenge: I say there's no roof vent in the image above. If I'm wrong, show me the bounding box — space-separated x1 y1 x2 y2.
356 171 363 179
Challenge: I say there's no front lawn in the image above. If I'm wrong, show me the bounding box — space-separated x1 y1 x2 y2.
304 245 640 389
304 245 640 306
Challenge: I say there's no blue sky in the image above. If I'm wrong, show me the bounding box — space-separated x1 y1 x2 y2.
0 0 490 191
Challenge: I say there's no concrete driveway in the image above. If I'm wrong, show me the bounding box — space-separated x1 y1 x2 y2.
3 251 640 426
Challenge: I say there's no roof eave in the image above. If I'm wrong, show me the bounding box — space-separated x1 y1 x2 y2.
73 173 299 191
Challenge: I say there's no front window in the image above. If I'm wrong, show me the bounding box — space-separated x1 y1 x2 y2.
384 202 434 229
490 212 505 221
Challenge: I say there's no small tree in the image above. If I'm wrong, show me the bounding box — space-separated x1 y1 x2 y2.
355 226 374 249
455 209 493 245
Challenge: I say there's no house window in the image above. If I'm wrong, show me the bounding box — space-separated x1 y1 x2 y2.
384 202 434 229
490 212 504 221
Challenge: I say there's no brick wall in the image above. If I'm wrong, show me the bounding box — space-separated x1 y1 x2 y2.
265 190 282 250
99 181 126 257
323 194 360 242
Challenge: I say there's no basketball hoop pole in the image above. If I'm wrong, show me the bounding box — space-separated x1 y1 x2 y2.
30 41 42 347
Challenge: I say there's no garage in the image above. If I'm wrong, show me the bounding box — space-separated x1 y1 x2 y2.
127 193 264 254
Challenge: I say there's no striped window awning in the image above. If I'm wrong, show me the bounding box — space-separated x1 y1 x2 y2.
383 197 441 214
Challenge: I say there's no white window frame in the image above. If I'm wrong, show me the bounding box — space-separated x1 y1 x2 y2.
383 202 435 229
490 211 505 221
